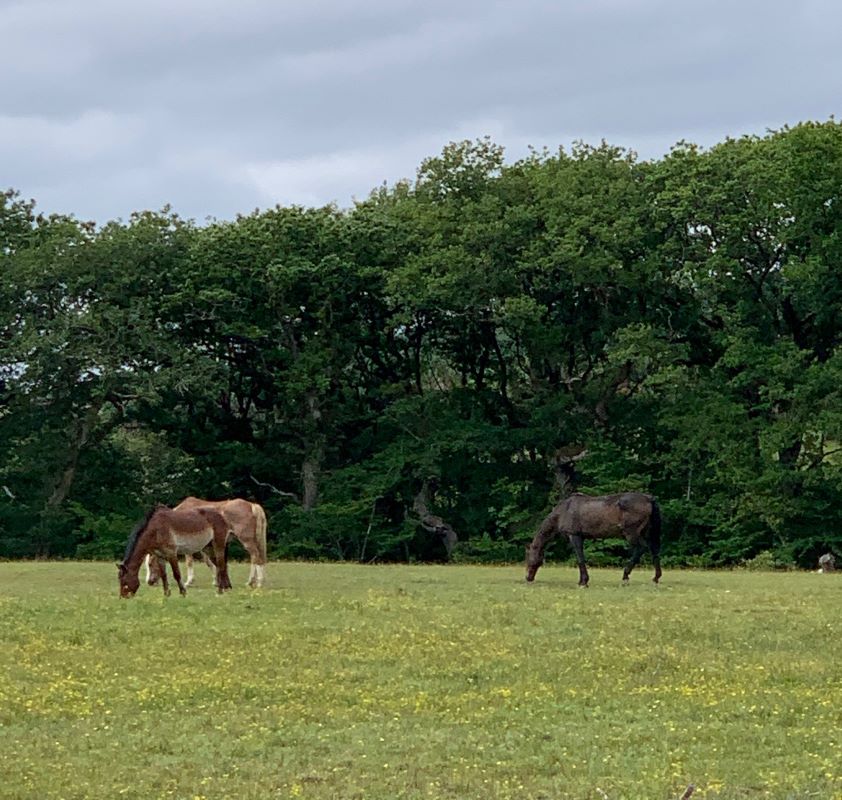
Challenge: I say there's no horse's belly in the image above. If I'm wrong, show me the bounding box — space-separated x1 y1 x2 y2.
172 530 212 553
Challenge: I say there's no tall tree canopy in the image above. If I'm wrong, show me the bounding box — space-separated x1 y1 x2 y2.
3 122 842 566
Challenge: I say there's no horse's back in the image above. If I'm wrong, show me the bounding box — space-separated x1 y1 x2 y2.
176 496 249 523
562 492 654 535
615 491 655 514
163 507 216 530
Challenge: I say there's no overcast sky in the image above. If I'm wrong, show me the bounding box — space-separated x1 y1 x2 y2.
2 0 840 223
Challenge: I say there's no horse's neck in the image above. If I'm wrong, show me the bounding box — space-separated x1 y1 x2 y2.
123 541 149 574
534 513 559 549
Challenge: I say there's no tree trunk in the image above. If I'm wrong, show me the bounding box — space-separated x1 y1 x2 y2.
412 480 458 560
46 400 102 510
552 446 588 500
301 452 321 511
301 393 324 511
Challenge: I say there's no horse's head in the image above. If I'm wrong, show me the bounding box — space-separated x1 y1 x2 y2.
145 555 162 586
525 543 544 583
117 563 140 598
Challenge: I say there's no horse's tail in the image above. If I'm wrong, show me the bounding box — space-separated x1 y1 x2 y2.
648 497 662 557
251 503 268 565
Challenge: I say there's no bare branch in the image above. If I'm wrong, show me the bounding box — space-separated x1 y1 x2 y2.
249 474 300 503
358 495 383 564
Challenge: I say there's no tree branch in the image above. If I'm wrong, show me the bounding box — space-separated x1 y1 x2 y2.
249 474 300 503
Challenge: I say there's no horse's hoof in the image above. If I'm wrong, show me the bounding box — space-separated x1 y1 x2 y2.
622 578 630 586
164 589 171 598
578 584 588 589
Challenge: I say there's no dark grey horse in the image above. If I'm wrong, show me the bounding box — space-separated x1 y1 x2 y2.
525 492 662 587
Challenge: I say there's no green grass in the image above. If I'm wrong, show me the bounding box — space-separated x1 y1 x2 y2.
1 562 841 800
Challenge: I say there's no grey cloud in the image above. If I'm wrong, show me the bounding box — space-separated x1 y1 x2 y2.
2 0 840 222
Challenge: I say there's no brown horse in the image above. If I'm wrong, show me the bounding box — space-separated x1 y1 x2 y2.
145 497 268 588
117 506 232 598
525 492 662 587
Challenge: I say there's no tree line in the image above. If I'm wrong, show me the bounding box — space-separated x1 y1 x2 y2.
3 121 842 567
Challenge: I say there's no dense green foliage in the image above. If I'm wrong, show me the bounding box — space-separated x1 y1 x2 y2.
3 122 842 565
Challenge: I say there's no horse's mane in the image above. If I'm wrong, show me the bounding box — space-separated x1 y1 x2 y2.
122 505 163 562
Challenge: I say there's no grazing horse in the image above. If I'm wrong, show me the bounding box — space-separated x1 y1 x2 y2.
525 492 662 587
117 506 232 598
145 497 268 588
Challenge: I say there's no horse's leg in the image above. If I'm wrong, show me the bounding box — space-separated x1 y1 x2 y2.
158 559 170 597
236 518 262 588
570 534 589 587
201 550 218 587
243 542 260 588
221 539 232 590
167 554 187 596
622 538 646 584
245 545 266 588
153 557 166 588
649 541 662 585
211 533 230 595
145 554 160 586
185 553 196 587
647 500 662 584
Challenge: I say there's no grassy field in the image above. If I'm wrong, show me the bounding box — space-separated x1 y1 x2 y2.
0 562 840 800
